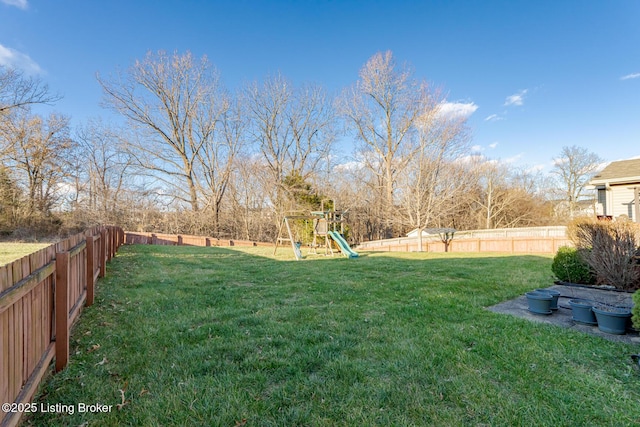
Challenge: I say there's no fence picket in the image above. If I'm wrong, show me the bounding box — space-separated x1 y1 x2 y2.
0 308 8 407
86 236 95 306
54 251 69 373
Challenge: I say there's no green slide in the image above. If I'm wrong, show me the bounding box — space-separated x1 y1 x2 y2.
328 231 359 258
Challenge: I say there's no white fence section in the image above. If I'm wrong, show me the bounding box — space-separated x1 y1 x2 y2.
357 226 570 254
447 226 567 239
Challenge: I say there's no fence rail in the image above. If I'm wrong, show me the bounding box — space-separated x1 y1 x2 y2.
125 231 274 248
0 226 124 427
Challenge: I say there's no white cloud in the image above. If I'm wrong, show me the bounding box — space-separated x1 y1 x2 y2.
437 101 478 120
621 73 640 81
484 114 504 122
504 89 528 107
454 154 488 165
552 156 568 167
1 0 28 9
333 151 376 173
334 160 363 173
0 43 42 75
467 144 498 154
527 164 546 173
504 153 524 164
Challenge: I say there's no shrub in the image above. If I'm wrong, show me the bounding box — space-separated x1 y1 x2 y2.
570 219 640 291
566 216 596 245
551 246 594 284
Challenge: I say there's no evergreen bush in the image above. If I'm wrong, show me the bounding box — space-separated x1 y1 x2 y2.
551 246 594 284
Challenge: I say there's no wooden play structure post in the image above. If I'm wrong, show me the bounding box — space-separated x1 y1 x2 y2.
274 216 304 260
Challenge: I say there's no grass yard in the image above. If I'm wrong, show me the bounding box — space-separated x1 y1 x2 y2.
26 245 640 426
0 242 50 266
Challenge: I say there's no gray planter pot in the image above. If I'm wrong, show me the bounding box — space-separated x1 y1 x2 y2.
592 305 632 335
535 288 561 310
525 291 553 315
568 299 597 325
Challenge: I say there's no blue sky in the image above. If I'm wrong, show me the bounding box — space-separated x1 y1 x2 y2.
1 0 639 173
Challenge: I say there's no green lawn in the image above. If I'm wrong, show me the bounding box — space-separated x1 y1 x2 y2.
0 242 50 266
26 245 640 426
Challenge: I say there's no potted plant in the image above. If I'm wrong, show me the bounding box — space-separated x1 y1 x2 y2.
592 304 632 335
535 288 561 310
525 291 553 315
568 299 597 325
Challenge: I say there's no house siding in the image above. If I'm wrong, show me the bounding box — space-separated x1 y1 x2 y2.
609 185 637 220
589 158 640 222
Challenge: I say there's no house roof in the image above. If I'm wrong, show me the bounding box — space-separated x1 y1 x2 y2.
590 158 640 186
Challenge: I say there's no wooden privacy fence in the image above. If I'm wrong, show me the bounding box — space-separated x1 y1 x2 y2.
127 230 570 254
125 231 274 248
0 226 124 427
358 226 573 254
358 236 572 254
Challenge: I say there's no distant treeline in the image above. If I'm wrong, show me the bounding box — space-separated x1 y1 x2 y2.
0 52 600 242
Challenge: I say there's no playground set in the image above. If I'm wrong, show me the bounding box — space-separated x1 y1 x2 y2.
273 203 359 261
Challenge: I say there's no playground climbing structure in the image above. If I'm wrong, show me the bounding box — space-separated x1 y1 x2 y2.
274 202 359 260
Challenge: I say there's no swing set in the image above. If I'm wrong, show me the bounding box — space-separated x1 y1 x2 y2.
273 201 359 260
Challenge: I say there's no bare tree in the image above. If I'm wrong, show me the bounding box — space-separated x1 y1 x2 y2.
227 154 273 241
339 51 438 236
398 105 470 250
244 74 335 215
464 158 551 229
551 145 602 219
98 50 225 212
0 165 22 231
195 95 244 234
476 160 509 229
73 118 134 224
0 65 60 113
288 83 336 180
0 111 73 217
244 74 290 197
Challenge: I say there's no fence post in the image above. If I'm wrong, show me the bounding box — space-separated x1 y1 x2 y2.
55 251 70 372
111 228 116 258
86 235 95 307
99 230 107 278
177 235 183 246
106 228 111 259
106 228 111 260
